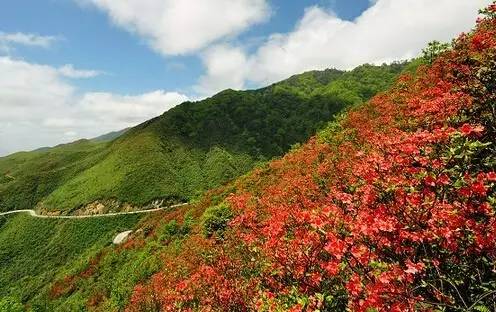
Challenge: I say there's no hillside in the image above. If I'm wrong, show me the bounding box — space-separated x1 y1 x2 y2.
123 8 496 311
0 63 407 214
90 128 130 143
0 212 143 310
16 6 495 311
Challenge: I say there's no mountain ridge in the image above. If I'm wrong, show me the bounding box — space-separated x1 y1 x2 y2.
0 62 409 214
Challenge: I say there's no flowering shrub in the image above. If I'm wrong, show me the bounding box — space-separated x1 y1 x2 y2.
128 4 496 312
201 204 234 238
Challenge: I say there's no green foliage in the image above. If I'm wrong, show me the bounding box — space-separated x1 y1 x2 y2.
422 40 451 64
203 147 255 189
474 305 491 312
0 63 407 213
160 220 181 237
0 297 23 312
0 213 141 304
29 211 195 311
202 204 234 238
90 128 129 142
78 242 163 311
0 140 108 212
164 62 408 158
158 216 192 242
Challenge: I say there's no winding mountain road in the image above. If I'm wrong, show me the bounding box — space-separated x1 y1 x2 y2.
0 203 188 219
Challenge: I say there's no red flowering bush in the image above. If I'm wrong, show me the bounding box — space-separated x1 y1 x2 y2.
128 4 496 311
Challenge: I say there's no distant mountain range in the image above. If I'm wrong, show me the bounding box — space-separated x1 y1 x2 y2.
0 62 414 214
90 128 130 143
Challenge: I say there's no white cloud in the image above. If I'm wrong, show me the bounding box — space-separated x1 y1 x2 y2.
0 32 58 52
78 90 189 124
198 0 492 91
82 0 270 55
58 64 103 78
0 56 188 156
195 45 248 95
64 131 78 137
0 57 73 120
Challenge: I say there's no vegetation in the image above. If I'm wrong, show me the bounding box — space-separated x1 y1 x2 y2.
0 213 142 310
120 5 496 311
0 140 108 212
8 5 496 311
0 205 200 311
0 63 407 213
0 297 23 312
421 40 451 64
201 203 233 238
161 62 407 158
90 128 129 143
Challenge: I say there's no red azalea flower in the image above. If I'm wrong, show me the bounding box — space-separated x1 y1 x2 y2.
487 171 496 182
460 123 485 136
437 173 451 185
460 123 473 136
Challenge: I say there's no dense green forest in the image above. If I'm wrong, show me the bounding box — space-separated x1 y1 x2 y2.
158 63 409 157
0 62 408 213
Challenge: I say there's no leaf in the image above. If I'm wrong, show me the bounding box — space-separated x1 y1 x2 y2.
473 305 490 312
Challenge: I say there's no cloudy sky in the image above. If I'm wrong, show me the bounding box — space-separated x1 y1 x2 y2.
0 0 491 156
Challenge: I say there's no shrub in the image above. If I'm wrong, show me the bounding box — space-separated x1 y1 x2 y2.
158 216 193 242
127 5 496 311
201 204 233 238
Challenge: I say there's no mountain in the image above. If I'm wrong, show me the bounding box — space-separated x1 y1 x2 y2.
2 6 496 311
90 128 130 142
0 212 144 310
3 6 492 311
120 9 495 311
0 63 408 214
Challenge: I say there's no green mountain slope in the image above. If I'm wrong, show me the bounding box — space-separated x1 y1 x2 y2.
0 63 408 213
0 140 109 212
90 128 129 143
0 212 143 309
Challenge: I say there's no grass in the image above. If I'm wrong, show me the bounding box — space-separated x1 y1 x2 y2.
0 213 142 305
0 140 109 212
0 205 196 312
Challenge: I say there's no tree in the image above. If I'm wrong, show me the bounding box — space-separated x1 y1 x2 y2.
422 40 451 64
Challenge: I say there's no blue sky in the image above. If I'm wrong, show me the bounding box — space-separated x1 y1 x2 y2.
0 0 491 155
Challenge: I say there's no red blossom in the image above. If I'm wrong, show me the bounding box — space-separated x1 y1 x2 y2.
460 123 485 136
424 175 437 187
437 173 451 185
487 171 496 182
405 260 426 275
126 6 496 311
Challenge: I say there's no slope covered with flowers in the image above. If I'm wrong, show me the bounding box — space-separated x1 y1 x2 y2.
128 6 496 312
